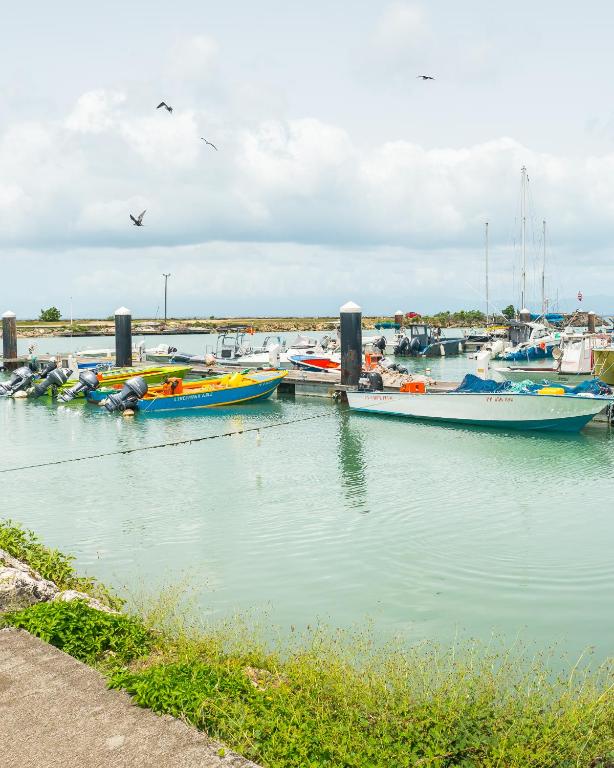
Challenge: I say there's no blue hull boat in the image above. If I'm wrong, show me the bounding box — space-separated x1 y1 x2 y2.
88 370 288 412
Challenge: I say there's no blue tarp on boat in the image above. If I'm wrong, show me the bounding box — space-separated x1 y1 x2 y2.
528 313 565 323
455 374 612 397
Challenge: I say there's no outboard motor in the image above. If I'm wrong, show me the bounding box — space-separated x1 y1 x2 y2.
58 369 101 402
358 371 384 392
408 337 422 355
393 336 409 356
0 366 36 396
374 335 387 353
104 376 148 413
31 367 72 397
37 359 58 380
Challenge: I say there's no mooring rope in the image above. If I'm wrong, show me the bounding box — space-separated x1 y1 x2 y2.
0 411 334 475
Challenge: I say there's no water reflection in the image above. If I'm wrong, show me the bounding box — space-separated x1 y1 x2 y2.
337 408 368 513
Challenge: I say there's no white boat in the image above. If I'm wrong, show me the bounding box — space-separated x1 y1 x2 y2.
219 332 338 369
144 343 183 363
347 382 609 432
494 332 611 384
75 347 114 358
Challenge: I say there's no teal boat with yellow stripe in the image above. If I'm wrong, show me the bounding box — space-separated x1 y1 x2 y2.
88 370 288 412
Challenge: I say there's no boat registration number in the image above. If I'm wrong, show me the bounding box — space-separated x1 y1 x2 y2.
485 396 514 403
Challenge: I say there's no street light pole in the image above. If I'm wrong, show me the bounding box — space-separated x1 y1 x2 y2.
162 273 171 324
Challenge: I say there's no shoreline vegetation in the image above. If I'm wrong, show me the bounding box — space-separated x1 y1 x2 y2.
2 309 602 339
1 521 612 767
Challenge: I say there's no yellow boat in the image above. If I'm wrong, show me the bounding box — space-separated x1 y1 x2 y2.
592 348 614 385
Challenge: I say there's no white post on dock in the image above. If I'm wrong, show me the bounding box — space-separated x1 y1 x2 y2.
115 307 132 367
340 301 362 387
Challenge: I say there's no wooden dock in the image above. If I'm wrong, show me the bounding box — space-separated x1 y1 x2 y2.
191 365 458 398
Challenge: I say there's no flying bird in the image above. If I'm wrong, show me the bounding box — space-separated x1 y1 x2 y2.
130 210 147 227
417 75 435 80
200 138 218 151
156 101 173 113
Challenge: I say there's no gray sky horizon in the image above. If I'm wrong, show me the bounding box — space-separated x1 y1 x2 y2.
3 1 614 318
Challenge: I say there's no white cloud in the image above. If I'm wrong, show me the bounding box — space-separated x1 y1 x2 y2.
3 69 614 314
3 93 614 255
119 111 202 169
65 90 126 134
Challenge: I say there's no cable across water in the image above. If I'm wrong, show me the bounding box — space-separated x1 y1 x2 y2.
0 411 334 475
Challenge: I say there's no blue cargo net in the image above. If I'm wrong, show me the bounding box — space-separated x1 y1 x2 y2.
454 374 612 397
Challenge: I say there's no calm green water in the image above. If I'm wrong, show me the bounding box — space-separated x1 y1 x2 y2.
2 333 613 662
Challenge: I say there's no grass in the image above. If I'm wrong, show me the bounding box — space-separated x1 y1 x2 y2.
0 520 122 610
2 521 613 767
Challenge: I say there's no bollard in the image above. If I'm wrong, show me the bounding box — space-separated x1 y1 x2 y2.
340 301 362 387
587 311 596 333
2 311 17 368
115 307 132 367
519 307 531 323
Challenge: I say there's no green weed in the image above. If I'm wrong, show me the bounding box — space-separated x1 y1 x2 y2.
0 520 121 609
2 600 152 665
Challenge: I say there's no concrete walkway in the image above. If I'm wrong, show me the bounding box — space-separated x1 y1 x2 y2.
0 628 261 768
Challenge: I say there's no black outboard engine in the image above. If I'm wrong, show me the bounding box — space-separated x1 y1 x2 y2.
31 367 73 397
104 376 148 413
37 359 58 379
58 369 101 402
358 371 384 392
0 366 36 396
408 337 422 355
374 335 387 353
393 336 410 356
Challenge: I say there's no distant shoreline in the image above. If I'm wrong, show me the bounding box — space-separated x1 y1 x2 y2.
12 317 345 338
5 311 598 338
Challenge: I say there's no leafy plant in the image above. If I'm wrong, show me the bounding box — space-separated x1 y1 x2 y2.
501 303 516 320
0 520 122 609
107 638 614 768
3 600 152 664
38 307 61 322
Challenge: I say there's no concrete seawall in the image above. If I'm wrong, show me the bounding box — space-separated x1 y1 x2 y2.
0 628 260 768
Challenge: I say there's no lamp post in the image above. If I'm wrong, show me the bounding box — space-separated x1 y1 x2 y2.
162 273 171 323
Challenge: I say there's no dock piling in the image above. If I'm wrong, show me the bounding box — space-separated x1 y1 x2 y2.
115 307 132 367
340 301 362 387
2 311 18 370
587 311 596 333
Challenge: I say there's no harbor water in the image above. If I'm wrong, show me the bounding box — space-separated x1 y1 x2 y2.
2 332 613 663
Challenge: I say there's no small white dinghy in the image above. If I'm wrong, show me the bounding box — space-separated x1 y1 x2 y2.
347 374 611 433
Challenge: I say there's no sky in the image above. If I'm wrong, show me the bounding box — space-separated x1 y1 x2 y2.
2 1 614 318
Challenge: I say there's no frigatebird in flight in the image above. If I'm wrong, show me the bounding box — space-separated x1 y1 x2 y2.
201 138 218 150
156 102 173 113
416 75 435 80
130 210 147 227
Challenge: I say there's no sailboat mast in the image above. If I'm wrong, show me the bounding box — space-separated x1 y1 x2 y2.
520 166 527 310
541 219 546 316
485 221 489 325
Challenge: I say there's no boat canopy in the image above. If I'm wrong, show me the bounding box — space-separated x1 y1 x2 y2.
374 322 401 329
